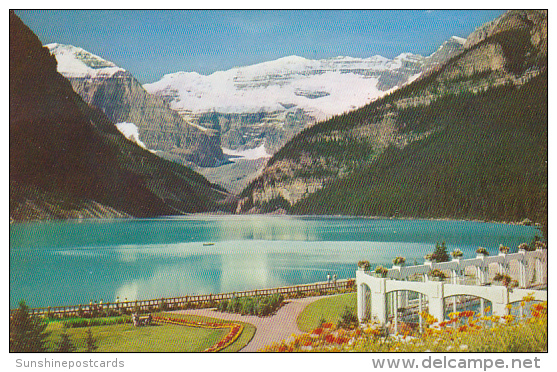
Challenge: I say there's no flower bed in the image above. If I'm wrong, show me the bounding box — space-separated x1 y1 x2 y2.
153 316 243 352
260 298 547 352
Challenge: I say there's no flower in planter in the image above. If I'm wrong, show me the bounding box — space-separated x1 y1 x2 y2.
424 253 436 262
499 245 510 254
493 273 512 287
535 241 547 250
357 260 371 271
428 269 448 280
476 247 489 256
518 242 534 252
451 249 464 258
392 256 406 265
374 266 388 277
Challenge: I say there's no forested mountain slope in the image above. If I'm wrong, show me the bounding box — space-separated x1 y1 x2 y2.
238 10 547 230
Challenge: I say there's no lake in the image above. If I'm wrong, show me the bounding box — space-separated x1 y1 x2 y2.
9 215 539 308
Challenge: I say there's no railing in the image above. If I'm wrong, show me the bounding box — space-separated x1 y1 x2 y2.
11 279 354 318
378 248 547 287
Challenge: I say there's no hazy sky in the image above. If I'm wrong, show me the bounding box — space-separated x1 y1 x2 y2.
15 10 505 84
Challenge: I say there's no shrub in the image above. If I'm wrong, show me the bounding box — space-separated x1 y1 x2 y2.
337 306 358 329
10 300 50 352
217 294 283 317
217 299 229 312
499 245 510 254
85 327 98 352
433 242 450 262
57 330 76 352
62 316 132 329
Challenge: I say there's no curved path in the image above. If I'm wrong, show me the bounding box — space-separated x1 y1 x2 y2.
173 295 334 352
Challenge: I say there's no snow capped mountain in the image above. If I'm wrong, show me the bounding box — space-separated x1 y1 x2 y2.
46 43 125 78
423 36 467 69
46 43 226 167
144 53 426 120
45 37 466 193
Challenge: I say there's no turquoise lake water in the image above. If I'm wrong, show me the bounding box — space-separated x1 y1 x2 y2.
9 215 539 308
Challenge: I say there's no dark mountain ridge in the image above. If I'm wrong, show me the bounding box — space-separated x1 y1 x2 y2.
9 11 227 222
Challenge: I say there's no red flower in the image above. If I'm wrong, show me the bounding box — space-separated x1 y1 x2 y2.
322 322 333 329
312 328 324 335
335 337 348 345
325 334 336 343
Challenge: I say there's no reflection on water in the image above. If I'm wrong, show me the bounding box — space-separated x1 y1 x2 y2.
10 216 538 308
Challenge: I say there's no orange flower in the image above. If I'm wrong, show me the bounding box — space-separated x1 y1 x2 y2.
459 311 474 318
322 322 334 329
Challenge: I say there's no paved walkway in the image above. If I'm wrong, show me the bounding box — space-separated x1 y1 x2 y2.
173 295 334 352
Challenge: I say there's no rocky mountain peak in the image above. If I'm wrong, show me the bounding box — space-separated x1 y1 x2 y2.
464 10 547 54
46 43 126 78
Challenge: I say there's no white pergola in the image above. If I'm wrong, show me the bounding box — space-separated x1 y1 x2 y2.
356 248 547 329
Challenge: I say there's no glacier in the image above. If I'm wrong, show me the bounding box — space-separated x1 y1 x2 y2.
115 122 149 150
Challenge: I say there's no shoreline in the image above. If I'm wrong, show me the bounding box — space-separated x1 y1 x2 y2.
10 212 541 229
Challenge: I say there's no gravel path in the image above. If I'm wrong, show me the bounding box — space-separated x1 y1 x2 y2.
173 295 333 352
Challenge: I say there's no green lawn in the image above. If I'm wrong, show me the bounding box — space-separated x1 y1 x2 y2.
296 293 357 332
46 313 256 352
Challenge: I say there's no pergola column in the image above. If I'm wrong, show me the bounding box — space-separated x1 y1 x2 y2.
428 282 444 323
518 258 527 288
370 279 387 324
357 283 366 322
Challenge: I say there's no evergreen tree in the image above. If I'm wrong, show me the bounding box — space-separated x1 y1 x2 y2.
57 330 76 352
10 300 50 352
433 242 450 263
85 327 98 352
